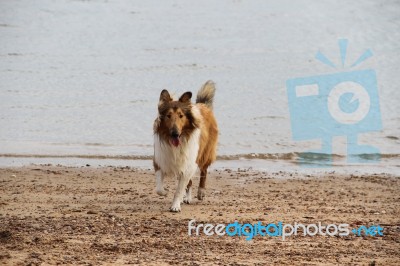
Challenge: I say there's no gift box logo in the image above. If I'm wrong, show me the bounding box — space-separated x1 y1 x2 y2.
286 39 382 166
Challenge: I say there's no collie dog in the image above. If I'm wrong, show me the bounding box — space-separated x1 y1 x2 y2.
153 80 218 212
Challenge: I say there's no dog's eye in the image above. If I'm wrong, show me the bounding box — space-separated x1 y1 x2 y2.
167 114 171 119
179 114 183 118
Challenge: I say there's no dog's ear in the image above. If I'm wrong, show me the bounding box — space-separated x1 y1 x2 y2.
159 90 172 103
179 91 192 103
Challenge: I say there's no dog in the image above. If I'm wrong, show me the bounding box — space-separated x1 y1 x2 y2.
153 80 218 212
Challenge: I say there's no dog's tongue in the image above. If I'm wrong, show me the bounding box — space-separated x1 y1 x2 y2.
170 137 180 147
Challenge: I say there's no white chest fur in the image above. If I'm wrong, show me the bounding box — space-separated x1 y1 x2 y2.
154 128 200 177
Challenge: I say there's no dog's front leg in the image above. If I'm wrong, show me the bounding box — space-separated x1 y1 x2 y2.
183 179 192 204
170 173 188 212
155 170 168 196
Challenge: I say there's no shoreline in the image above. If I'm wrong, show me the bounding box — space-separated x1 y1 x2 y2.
0 165 399 264
1 155 399 176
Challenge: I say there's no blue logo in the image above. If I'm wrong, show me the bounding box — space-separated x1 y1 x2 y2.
286 39 382 166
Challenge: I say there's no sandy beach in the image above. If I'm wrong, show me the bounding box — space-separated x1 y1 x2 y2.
0 165 399 265
1 0 400 265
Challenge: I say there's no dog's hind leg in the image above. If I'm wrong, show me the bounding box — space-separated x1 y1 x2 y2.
183 179 192 204
170 174 190 212
197 167 208 200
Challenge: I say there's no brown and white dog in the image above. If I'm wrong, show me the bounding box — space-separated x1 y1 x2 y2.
153 80 218 212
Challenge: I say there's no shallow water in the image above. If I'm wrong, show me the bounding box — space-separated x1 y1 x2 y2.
0 0 399 171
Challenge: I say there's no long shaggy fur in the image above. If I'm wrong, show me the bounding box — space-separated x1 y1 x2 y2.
153 80 218 212
196 80 216 110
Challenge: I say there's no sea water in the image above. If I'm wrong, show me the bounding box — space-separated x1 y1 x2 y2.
0 0 399 172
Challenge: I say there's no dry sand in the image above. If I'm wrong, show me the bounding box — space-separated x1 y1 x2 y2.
0 165 399 265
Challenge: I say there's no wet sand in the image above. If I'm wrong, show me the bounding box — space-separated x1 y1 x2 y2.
0 165 399 265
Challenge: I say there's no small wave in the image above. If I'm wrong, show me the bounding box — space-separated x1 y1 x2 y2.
1 152 398 161
218 153 299 160
0 154 152 160
380 153 400 158
251 116 285 120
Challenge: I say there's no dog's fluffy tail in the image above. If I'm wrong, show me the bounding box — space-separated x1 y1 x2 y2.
196 80 216 110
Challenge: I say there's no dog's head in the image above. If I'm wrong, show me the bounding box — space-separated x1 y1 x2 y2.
157 90 198 147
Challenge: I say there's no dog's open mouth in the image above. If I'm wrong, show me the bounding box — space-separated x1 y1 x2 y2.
170 136 180 147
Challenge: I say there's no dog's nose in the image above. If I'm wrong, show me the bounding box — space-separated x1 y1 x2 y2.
171 132 179 138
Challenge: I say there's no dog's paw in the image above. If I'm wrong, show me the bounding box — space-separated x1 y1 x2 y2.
183 197 191 204
183 188 192 204
197 188 206 200
169 204 181 212
156 188 168 196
